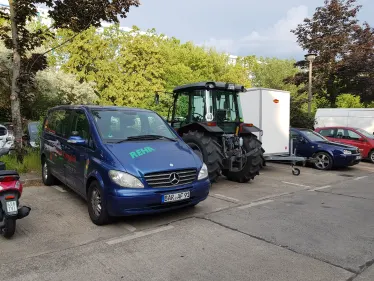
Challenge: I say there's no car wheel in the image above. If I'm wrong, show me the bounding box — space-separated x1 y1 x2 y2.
313 152 333 170
42 159 56 186
369 150 374 164
87 181 110 226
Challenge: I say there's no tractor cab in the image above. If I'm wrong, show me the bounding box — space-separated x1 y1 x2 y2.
169 82 245 134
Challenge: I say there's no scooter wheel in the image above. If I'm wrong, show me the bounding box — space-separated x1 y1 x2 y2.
292 168 301 176
2 218 16 239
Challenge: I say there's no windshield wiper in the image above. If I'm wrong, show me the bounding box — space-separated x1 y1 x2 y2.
114 135 177 143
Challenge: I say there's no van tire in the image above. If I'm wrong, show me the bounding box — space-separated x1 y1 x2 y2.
87 181 110 226
42 158 56 186
369 150 374 163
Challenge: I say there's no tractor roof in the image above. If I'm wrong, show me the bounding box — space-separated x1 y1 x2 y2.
173 81 246 93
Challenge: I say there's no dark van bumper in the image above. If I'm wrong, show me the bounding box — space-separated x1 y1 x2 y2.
106 179 211 216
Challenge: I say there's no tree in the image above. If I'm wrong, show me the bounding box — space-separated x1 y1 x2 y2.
290 0 374 108
1 41 97 120
250 57 314 127
0 0 140 162
47 25 255 118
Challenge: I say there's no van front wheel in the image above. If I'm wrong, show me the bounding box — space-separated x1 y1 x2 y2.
87 181 110 226
42 159 56 186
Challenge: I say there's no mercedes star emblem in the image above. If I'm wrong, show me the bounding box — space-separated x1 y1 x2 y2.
169 172 180 185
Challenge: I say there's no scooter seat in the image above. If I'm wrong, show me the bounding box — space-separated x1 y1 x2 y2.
0 170 20 177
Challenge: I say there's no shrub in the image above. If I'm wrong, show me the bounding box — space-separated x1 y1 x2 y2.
0 149 41 173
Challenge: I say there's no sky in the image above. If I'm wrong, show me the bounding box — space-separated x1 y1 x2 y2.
0 0 373 60
119 0 374 60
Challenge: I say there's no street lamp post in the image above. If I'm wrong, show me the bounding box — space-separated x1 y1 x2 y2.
305 53 317 114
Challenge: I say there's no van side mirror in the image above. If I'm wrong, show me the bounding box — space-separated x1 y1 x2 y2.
67 135 86 145
359 137 366 142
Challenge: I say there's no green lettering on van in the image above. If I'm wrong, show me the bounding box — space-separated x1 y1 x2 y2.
129 147 155 159
129 152 138 159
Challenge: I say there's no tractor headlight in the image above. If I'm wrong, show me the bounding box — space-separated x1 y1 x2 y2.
109 170 144 188
198 163 209 180
343 150 352 155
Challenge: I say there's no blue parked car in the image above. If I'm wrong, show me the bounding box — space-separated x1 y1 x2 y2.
290 128 361 170
40 106 211 225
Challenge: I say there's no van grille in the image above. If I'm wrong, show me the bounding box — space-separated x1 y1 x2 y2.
144 169 197 188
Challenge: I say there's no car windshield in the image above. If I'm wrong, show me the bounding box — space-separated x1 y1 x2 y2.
301 129 328 142
356 128 374 139
90 109 177 142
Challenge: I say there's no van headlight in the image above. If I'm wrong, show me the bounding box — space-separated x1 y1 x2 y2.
108 170 144 188
198 163 208 180
343 150 352 155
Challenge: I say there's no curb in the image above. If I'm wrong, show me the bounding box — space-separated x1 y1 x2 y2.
21 178 43 187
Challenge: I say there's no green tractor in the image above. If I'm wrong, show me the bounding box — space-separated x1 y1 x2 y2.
158 81 264 183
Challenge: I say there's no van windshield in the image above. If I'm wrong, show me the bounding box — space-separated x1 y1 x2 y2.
356 128 374 139
90 109 177 142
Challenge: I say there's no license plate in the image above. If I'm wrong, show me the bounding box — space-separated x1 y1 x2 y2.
356 156 361 160
6 201 18 214
162 191 190 203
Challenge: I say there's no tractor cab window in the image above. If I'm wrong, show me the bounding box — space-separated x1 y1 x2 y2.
191 90 206 122
214 91 240 122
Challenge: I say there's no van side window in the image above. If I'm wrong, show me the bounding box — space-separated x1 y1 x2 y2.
71 110 95 149
45 110 71 138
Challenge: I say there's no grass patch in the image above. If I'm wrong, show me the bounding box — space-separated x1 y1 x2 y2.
0 149 41 174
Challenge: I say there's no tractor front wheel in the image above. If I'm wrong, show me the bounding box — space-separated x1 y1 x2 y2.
182 131 224 182
223 134 263 183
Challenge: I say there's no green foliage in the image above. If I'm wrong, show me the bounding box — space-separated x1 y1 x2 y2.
0 149 41 173
250 57 311 127
0 41 97 120
336 94 364 108
47 25 254 117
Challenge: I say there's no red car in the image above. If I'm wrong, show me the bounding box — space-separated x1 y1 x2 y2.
315 126 374 163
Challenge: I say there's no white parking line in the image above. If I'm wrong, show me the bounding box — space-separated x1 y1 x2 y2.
122 224 137 232
354 176 368 181
309 185 331 192
238 199 274 210
52 186 67 193
282 181 311 188
106 225 174 245
213 194 240 203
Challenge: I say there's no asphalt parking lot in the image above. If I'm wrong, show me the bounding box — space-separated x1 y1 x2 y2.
2 161 374 281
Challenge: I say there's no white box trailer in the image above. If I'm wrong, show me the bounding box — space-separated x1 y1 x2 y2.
315 108 374 134
239 88 306 176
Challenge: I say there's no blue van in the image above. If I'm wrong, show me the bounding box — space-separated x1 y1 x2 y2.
40 106 211 225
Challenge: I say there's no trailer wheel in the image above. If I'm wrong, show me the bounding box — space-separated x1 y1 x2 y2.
182 131 224 182
292 168 300 176
223 134 263 183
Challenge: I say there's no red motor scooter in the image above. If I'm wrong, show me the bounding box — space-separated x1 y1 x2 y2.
0 170 31 239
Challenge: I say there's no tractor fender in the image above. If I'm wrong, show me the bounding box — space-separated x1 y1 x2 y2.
177 122 224 136
239 123 263 135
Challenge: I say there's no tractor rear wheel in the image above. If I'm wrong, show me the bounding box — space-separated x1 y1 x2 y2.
182 131 224 182
223 134 263 183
